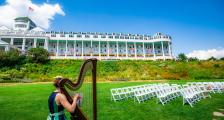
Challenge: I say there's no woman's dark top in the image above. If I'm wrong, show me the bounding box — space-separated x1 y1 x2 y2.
48 92 67 120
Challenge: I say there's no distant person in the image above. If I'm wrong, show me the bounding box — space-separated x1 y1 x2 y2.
47 76 80 120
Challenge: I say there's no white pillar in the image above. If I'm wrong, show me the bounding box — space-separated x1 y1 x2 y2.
81 40 84 58
116 41 119 58
125 41 128 58
56 40 59 57
65 40 68 57
143 42 145 58
153 42 155 60
107 41 109 58
91 40 93 57
33 38 37 48
134 42 137 58
126 41 128 58
98 41 101 58
161 41 165 60
22 38 26 52
74 40 76 58
4 45 9 51
44 38 48 50
168 42 172 57
10 38 14 45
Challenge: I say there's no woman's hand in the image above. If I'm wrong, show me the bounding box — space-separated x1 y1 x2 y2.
73 94 81 101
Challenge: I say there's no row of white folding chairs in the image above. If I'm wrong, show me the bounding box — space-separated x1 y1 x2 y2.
110 84 149 101
154 84 182 105
180 85 211 107
187 82 224 93
111 87 134 101
133 85 157 103
111 84 159 102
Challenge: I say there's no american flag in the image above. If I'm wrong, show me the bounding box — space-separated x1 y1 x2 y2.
28 7 34 12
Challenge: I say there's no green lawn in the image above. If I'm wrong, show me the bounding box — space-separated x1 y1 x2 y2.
0 81 224 120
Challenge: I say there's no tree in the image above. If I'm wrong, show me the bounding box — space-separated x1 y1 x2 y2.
177 53 188 62
207 56 216 61
220 57 224 61
0 49 25 67
188 57 199 61
27 48 49 63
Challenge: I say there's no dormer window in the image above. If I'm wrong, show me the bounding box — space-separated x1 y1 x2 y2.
77 35 82 38
93 35 98 38
101 35 106 38
60 34 65 37
69 35 74 37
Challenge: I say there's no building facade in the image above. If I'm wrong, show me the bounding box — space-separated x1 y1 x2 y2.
0 17 173 60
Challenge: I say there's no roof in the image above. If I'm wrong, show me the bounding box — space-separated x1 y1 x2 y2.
14 17 37 28
31 27 45 32
14 17 31 22
0 39 9 45
0 26 10 30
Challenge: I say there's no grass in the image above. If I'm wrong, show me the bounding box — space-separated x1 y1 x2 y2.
1 80 224 120
1 60 224 82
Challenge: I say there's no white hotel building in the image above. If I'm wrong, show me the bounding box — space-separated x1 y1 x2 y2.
0 17 173 60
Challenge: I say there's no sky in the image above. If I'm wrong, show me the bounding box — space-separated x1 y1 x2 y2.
0 0 224 59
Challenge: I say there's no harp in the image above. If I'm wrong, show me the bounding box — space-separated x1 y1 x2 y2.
58 58 97 120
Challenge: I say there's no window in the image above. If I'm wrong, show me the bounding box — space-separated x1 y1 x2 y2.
120 36 124 39
77 35 82 38
109 36 113 39
69 35 74 37
101 35 106 38
51 34 56 37
85 35 90 38
93 35 98 38
125 36 129 39
60 34 65 37
115 36 119 39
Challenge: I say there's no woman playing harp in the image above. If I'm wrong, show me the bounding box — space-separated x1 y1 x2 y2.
48 58 97 120
47 76 81 120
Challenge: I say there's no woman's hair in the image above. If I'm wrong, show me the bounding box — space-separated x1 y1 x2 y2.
53 78 62 88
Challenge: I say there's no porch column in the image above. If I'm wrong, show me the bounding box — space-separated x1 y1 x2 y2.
81 40 84 58
5 45 9 51
161 41 165 60
143 42 145 58
126 41 128 58
98 41 101 58
168 41 172 57
91 40 93 57
56 40 59 57
153 42 155 60
33 38 37 48
22 38 26 52
10 38 14 45
107 41 109 58
65 40 68 57
116 41 118 58
44 38 48 50
134 42 137 58
74 40 76 58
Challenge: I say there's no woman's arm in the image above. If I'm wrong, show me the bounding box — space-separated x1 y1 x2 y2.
58 93 79 113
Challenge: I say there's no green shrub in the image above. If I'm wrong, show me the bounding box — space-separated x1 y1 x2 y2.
27 48 49 63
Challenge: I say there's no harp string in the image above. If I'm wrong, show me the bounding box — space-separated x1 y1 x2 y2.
63 63 94 119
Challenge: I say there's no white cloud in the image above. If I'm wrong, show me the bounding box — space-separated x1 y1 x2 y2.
187 48 224 60
0 0 65 29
